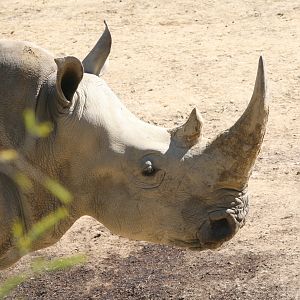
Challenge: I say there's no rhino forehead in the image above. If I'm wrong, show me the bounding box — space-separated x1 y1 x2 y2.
78 74 171 152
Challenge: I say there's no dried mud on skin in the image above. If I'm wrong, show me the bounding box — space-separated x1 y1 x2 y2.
4 244 294 300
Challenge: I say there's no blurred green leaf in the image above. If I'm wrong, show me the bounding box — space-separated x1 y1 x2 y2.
0 254 86 298
23 109 53 137
45 254 86 271
26 207 69 242
0 274 27 299
0 109 82 298
43 179 72 204
14 172 33 191
12 221 24 240
14 208 69 254
23 108 35 131
0 150 18 162
31 254 86 273
35 122 53 137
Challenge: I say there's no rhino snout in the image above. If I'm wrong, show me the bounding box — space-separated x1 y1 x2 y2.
209 210 238 240
196 209 245 250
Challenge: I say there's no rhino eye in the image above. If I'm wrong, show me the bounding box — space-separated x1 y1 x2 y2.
142 160 156 176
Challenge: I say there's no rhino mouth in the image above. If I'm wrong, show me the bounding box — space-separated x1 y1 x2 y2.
195 196 249 250
196 211 239 249
171 202 248 251
173 217 236 250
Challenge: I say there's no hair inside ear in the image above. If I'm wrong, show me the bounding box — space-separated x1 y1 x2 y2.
61 67 82 101
54 56 84 107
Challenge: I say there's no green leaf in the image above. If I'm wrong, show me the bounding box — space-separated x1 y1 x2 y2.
31 254 86 273
14 172 33 191
34 122 53 137
0 274 28 299
12 221 24 239
43 179 73 204
13 208 69 254
23 109 35 133
26 208 68 249
46 254 86 271
23 109 53 138
0 150 18 162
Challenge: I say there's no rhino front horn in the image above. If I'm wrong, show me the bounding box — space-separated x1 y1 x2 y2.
204 56 269 190
82 21 112 76
170 108 203 148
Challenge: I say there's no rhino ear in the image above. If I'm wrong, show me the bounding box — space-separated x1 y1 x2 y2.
54 56 84 108
82 21 112 76
169 108 203 148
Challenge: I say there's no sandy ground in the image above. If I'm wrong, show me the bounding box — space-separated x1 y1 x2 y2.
0 0 299 299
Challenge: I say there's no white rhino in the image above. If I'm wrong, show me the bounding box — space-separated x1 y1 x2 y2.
0 23 268 269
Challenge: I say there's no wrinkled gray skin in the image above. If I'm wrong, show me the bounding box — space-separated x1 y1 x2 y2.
0 23 268 269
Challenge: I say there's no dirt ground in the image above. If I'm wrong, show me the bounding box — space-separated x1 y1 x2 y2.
0 0 299 299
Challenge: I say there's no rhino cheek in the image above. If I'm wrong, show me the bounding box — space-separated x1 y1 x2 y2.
124 189 195 244
181 197 207 227
95 185 165 241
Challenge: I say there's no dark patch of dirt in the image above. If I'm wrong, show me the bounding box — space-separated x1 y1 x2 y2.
5 244 294 300
4 265 95 300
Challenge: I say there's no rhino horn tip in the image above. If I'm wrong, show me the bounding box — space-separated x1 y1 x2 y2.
190 107 204 126
170 107 203 148
191 107 197 116
254 55 267 101
103 20 109 30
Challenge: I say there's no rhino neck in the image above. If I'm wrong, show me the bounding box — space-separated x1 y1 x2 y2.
0 40 56 151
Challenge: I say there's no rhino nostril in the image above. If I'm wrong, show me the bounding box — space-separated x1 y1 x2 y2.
210 218 232 240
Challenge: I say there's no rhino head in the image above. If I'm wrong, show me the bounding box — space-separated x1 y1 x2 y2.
39 23 267 251
0 23 268 269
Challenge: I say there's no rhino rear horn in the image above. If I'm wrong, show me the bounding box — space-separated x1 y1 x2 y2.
170 108 203 148
82 21 112 76
204 56 268 190
54 56 84 108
